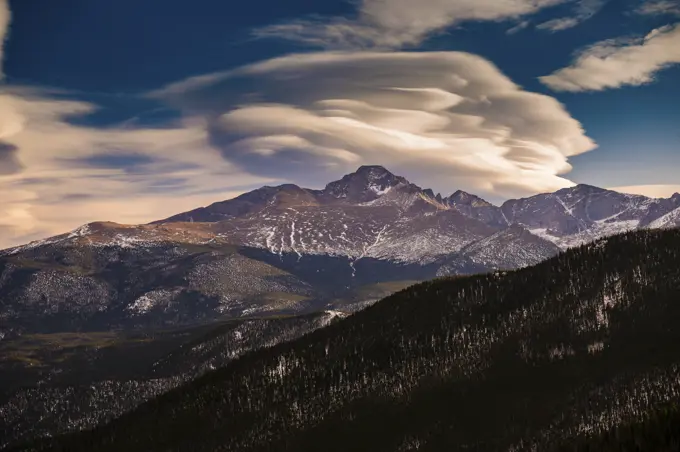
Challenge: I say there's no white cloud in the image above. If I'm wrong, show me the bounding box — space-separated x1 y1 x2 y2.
635 0 680 17
0 87 274 249
536 0 608 32
0 0 10 78
540 23 680 91
611 184 680 198
0 0 276 248
506 20 532 34
153 51 596 202
254 0 570 48
537 17 582 31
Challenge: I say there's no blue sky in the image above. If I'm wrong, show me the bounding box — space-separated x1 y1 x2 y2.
0 0 679 246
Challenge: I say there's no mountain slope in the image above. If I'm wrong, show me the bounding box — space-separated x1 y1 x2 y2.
501 185 680 248
647 205 680 230
553 403 680 451
0 311 347 449
19 228 680 452
437 224 562 275
0 230 321 338
159 184 322 223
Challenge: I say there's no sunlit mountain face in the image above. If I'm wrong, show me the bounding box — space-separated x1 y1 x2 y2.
1 0 680 451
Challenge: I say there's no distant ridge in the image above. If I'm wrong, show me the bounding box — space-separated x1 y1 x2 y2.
159 165 680 250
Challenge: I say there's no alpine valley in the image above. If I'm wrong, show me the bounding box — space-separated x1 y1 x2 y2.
2 165 680 448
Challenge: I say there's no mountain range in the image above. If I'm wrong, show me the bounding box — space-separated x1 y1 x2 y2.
161 165 680 254
2 165 680 339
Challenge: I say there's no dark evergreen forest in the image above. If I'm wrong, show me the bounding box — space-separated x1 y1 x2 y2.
9 229 680 452
554 403 680 451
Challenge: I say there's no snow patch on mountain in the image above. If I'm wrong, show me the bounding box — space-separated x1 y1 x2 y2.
319 310 350 327
453 226 561 271
529 220 640 250
126 289 182 315
368 183 392 196
67 224 93 239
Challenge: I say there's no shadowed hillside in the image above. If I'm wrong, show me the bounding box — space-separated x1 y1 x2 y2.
0 312 347 449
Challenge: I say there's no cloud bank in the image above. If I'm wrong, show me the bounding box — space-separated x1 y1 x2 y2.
0 87 273 248
540 23 680 91
154 51 596 200
254 0 572 48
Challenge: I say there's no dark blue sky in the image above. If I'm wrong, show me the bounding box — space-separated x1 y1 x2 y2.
4 0 351 90
0 0 679 245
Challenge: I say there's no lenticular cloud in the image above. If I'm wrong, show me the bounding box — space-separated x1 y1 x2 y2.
154 51 597 197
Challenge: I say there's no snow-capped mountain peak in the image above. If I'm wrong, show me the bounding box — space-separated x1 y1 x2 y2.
321 165 412 203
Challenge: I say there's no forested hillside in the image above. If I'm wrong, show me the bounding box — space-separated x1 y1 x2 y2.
11 229 680 452
0 311 347 448
553 403 680 451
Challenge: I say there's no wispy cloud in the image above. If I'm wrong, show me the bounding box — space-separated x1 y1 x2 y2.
635 0 680 17
536 0 609 32
506 20 532 35
536 17 581 31
540 23 680 91
254 0 571 49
